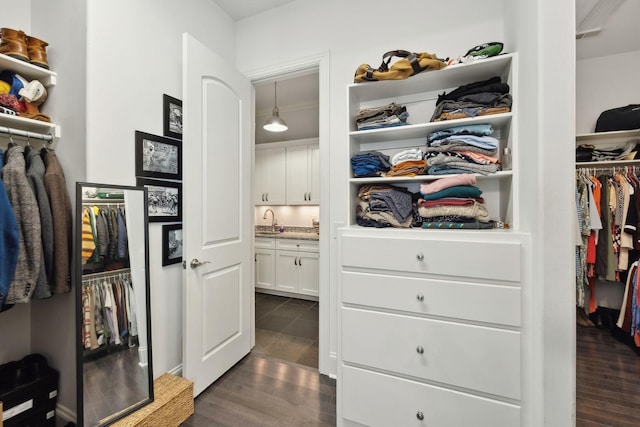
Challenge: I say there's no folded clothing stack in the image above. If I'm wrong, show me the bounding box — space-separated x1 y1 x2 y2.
356 184 415 228
425 123 500 175
356 102 409 130
430 76 511 122
350 150 391 177
576 140 640 162
417 175 492 229
387 148 426 176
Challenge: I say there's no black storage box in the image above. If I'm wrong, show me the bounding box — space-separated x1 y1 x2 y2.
0 366 58 427
595 104 640 132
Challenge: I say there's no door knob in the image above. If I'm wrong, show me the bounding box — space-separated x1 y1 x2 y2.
190 258 211 269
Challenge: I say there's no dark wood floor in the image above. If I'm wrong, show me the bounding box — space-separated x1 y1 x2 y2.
576 325 640 426
181 293 335 426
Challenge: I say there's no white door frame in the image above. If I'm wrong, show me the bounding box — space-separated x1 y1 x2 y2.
245 51 335 376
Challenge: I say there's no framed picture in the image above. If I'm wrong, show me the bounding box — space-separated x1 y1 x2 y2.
135 131 182 180
163 94 183 139
162 223 183 266
136 178 182 223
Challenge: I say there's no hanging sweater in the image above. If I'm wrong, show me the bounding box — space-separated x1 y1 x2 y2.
3 145 41 304
43 150 72 293
0 150 19 310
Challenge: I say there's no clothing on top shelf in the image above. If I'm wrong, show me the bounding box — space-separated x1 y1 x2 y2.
576 140 640 163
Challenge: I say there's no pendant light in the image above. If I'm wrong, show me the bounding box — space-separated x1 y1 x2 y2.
263 81 288 132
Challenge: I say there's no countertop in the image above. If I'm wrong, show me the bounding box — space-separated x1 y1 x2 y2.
255 226 319 241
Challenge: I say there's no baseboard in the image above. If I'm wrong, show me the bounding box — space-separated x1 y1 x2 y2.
167 365 183 377
55 403 76 426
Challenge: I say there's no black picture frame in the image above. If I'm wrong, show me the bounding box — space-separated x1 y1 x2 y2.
162 223 183 266
163 94 183 139
136 178 182 223
135 131 182 180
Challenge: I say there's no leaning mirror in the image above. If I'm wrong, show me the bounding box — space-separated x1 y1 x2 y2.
75 183 153 426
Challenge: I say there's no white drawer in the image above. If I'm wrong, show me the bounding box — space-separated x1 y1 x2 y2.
342 308 521 399
255 237 276 249
341 366 520 427
341 234 520 282
342 271 521 326
276 239 318 253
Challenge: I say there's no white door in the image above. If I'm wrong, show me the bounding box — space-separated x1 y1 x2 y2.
308 144 320 204
182 33 252 396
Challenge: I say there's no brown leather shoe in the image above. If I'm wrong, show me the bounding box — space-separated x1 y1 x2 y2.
26 35 49 69
0 28 29 62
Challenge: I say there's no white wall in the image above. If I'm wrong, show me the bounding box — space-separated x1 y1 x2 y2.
576 49 640 134
86 0 236 379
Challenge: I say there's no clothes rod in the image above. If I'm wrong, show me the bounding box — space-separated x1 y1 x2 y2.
82 268 131 281
0 125 54 143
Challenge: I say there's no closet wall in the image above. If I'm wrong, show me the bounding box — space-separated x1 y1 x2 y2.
236 0 576 425
576 48 640 309
0 0 87 418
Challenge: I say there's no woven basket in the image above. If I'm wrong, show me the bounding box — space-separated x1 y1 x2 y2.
111 373 193 427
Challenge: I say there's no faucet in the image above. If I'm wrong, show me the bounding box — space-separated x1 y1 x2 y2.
263 208 277 232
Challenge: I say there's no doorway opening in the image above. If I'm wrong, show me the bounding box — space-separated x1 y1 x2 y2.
252 70 321 369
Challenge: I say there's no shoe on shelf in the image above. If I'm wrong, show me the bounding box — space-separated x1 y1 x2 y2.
0 28 29 62
27 35 49 69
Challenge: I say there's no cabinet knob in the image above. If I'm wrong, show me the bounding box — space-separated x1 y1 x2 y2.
307 192 311 200
299 257 302 266
304 192 308 201
262 193 265 202
416 411 424 421
416 345 424 354
416 293 424 302
416 253 424 261
266 193 269 201
294 257 298 266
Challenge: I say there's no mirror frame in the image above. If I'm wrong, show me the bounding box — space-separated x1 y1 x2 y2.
75 182 154 426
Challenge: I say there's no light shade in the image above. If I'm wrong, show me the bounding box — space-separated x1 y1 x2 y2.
263 82 288 132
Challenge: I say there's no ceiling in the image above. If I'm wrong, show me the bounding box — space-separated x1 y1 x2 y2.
214 0 294 21
576 0 640 60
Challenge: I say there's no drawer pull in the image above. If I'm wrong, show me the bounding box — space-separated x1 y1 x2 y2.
416 345 424 354
416 411 424 421
416 293 424 302
416 253 424 261
294 257 298 266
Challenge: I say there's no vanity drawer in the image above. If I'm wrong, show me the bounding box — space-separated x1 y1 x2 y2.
341 271 521 326
341 234 520 282
341 366 520 427
276 239 318 253
255 237 276 249
341 308 521 399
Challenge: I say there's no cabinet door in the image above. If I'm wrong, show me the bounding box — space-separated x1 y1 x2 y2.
275 250 298 293
255 146 286 205
307 144 320 204
255 249 275 289
298 251 319 297
285 145 310 205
